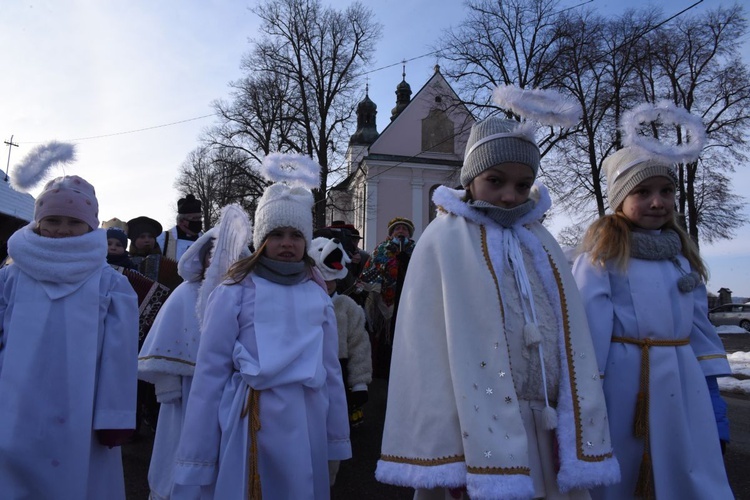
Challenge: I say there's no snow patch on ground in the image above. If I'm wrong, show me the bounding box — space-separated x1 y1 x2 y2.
719 351 750 395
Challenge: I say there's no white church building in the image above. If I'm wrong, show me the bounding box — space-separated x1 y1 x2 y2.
327 65 475 250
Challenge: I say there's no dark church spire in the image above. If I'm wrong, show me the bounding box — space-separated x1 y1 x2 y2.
349 83 379 146
390 62 412 121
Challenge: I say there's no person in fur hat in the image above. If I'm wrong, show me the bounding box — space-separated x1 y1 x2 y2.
360 216 416 379
572 102 732 499
137 204 251 500
172 154 351 498
0 166 139 499
376 87 620 500
156 194 203 262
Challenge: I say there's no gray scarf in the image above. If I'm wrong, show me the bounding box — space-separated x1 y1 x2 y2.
468 198 536 228
630 229 700 293
255 255 309 285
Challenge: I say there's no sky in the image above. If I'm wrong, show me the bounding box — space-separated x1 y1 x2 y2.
1 0 749 296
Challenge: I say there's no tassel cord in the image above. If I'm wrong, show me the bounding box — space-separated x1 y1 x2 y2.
612 336 689 498
241 387 262 499
503 230 538 327
503 229 555 425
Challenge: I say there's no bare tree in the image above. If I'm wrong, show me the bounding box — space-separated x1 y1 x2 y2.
175 145 266 228
243 0 382 228
640 4 750 244
547 8 660 217
439 0 565 112
442 0 749 248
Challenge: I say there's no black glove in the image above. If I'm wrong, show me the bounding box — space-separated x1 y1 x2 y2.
350 390 369 407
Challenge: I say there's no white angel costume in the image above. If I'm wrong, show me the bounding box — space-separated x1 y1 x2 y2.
0 225 138 500
171 270 351 499
138 229 217 499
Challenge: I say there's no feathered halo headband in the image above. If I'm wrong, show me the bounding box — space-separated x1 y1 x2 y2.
621 100 706 165
259 152 321 191
492 85 582 129
10 141 77 193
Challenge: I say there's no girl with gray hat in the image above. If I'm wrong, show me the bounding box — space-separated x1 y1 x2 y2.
377 89 619 499
572 102 732 499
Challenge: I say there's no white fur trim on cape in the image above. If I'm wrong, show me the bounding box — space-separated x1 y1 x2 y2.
467 473 535 500
431 182 551 227
621 101 706 165
375 460 467 489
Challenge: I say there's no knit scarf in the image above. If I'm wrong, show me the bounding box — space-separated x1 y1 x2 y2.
630 229 700 292
254 255 308 285
7 223 107 299
467 198 535 228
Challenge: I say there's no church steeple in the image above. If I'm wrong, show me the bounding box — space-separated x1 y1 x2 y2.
349 83 379 146
390 63 412 121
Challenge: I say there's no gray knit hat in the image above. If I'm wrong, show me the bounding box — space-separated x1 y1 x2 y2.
253 183 313 250
461 117 540 187
604 146 678 211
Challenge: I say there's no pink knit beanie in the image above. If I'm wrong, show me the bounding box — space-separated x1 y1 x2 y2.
34 175 99 230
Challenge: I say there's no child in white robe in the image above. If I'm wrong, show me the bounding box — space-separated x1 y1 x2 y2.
172 157 351 499
0 174 139 500
376 107 620 499
139 205 251 499
573 141 733 499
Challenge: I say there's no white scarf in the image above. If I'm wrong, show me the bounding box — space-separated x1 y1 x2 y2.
8 223 107 299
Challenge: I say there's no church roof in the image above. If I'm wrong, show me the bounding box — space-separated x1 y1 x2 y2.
0 177 35 222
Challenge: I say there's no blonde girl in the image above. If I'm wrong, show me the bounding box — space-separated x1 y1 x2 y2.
573 144 733 499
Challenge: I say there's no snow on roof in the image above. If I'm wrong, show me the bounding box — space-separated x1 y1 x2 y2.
0 177 35 222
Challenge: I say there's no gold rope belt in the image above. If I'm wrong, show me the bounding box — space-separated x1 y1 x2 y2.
241 387 262 499
611 336 690 499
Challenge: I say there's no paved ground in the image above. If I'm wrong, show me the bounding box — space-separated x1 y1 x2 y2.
124 333 750 499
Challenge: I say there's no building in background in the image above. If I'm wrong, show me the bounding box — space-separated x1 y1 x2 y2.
328 65 474 251
0 177 34 263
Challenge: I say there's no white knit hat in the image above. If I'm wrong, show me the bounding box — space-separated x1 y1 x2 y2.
253 153 321 250
253 183 314 250
603 147 677 211
307 237 351 281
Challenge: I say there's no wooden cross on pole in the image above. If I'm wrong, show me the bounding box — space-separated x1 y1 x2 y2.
3 135 18 182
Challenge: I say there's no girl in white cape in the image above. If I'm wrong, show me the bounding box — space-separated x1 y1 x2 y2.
138 204 251 499
572 103 733 499
0 164 139 500
376 88 620 500
172 155 351 499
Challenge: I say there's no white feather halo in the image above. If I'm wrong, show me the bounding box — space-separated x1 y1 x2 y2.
621 101 707 164
492 85 582 128
259 153 321 190
11 141 77 192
